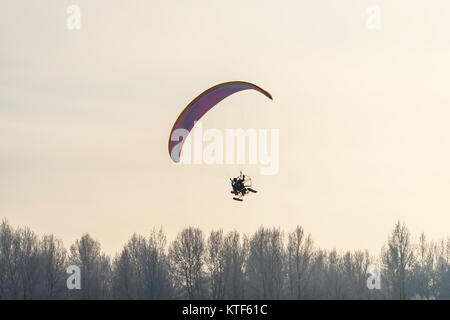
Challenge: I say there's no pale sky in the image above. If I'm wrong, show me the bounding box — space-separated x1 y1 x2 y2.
1 1 450 255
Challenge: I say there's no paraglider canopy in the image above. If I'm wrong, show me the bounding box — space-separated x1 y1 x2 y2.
168 81 272 162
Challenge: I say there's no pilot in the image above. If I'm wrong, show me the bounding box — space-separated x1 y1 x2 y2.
236 178 243 190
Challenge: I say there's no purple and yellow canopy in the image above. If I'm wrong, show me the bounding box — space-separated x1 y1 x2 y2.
168 81 272 162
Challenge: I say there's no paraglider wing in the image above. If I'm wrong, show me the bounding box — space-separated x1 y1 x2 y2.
168 81 272 162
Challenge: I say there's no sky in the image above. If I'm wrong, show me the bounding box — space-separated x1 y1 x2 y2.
1 0 450 256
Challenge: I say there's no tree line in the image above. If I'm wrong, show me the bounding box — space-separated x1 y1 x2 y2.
0 220 448 299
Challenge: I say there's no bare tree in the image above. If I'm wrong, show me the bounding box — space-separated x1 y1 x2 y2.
69 234 111 299
438 239 450 299
169 227 205 299
324 249 347 299
351 250 372 299
223 231 248 299
382 222 415 299
206 230 225 299
112 230 172 299
15 227 42 299
287 226 314 299
40 234 67 299
0 220 20 299
338 250 373 299
307 249 328 299
246 227 285 299
142 229 173 299
112 247 136 299
409 233 437 298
